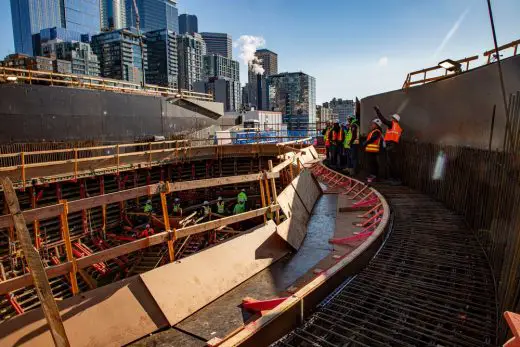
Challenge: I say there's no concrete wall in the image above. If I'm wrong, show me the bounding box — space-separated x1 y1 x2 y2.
360 55 520 149
0 84 221 143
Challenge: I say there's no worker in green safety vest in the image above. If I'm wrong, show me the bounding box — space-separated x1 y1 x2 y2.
342 116 360 175
233 198 246 215
172 197 182 216
143 199 153 213
237 189 247 209
216 196 226 215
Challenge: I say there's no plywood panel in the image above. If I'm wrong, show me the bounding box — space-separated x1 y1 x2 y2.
140 220 289 326
291 169 322 213
277 184 309 250
0 277 168 347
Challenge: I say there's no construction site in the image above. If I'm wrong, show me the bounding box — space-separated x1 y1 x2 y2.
1 17 520 347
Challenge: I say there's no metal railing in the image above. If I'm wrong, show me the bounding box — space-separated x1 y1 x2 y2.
0 67 213 101
483 38 520 64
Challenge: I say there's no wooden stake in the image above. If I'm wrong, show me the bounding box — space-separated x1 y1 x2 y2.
0 177 71 347
160 190 175 262
59 200 79 295
268 160 280 224
259 178 267 223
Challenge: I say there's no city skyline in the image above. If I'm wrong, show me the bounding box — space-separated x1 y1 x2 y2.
1 0 519 103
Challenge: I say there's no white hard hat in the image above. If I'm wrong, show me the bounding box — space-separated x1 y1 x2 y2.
174 198 180 202
241 189 245 192
146 224 150 228
392 114 400 122
372 118 383 127
146 199 152 204
203 200 209 205
218 196 223 201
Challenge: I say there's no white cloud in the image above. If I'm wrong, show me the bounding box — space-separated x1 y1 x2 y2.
377 56 389 67
433 8 470 59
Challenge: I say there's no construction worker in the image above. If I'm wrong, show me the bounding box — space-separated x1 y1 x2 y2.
374 106 403 182
237 189 247 209
216 196 226 215
362 119 384 182
143 199 153 213
329 122 343 168
233 198 246 215
321 121 333 163
172 198 182 216
139 224 155 238
343 116 360 175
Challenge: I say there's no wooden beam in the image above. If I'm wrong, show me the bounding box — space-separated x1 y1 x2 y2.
0 203 64 229
271 153 301 173
268 161 281 224
0 177 70 347
168 172 279 192
59 200 79 295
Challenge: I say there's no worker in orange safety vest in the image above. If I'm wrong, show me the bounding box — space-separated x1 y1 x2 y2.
374 106 403 182
329 122 344 168
321 121 333 163
362 119 384 182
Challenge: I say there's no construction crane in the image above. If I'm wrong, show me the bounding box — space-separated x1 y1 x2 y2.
131 0 146 87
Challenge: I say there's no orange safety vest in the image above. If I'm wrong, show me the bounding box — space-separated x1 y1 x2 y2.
365 129 382 153
332 129 343 142
324 128 332 147
384 120 402 143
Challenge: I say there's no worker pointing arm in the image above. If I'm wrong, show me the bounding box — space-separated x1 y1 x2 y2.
373 106 393 128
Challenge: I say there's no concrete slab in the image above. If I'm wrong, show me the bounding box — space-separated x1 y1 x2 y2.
139 220 289 326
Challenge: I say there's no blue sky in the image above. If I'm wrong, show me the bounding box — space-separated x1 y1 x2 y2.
1 0 519 103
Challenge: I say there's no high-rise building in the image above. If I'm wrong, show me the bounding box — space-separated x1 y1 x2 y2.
177 33 205 90
91 28 148 83
200 33 232 59
145 29 178 88
194 77 241 112
325 98 355 124
10 0 62 55
100 0 127 31
126 0 179 34
267 72 317 130
178 14 198 34
247 49 278 110
316 105 333 129
41 41 100 76
10 0 100 56
203 54 239 82
254 49 278 75
32 27 83 56
62 0 100 34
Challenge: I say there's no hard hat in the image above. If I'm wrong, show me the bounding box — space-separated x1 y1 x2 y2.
218 196 223 201
241 189 245 192
203 200 209 205
372 118 383 127
392 114 400 122
146 199 152 204
174 198 180 202
146 224 150 228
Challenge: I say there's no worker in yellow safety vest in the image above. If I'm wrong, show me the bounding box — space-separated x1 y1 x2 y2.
172 198 182 216
216 196 226 215
342 116 360 175
374 106 403 183
237 189 247 210
362 119 383 182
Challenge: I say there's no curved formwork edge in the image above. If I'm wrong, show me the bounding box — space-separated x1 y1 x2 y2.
217 164 390 347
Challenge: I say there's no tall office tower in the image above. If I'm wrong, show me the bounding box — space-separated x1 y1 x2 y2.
126 0 179 34
203 54 239 81
145 29 178 89
247 49 278 110
100 0 127 31
200 33 232 58
91 28 148 83
177 33 205 90
178 14 198 34
267 72 316 130
62 0 100 34
41 40 100 76
10 0 62 55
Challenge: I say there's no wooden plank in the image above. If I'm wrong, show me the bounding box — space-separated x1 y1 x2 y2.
168 172 278 192
271 153 301 173
140 220 289 326
291 169 322 212
0 177 70 347
0 276 169 347
276 183 309 250
0 203 63 229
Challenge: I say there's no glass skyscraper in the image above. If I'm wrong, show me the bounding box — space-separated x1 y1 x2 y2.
201 33 232 59
178 14 198 34
10 0 100 56
267 72 317 130
100 0 127 30
10 0 62 55
126 0 179 34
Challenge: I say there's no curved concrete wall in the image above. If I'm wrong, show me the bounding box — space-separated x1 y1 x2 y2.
360 55 520 149
0 84 222 143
